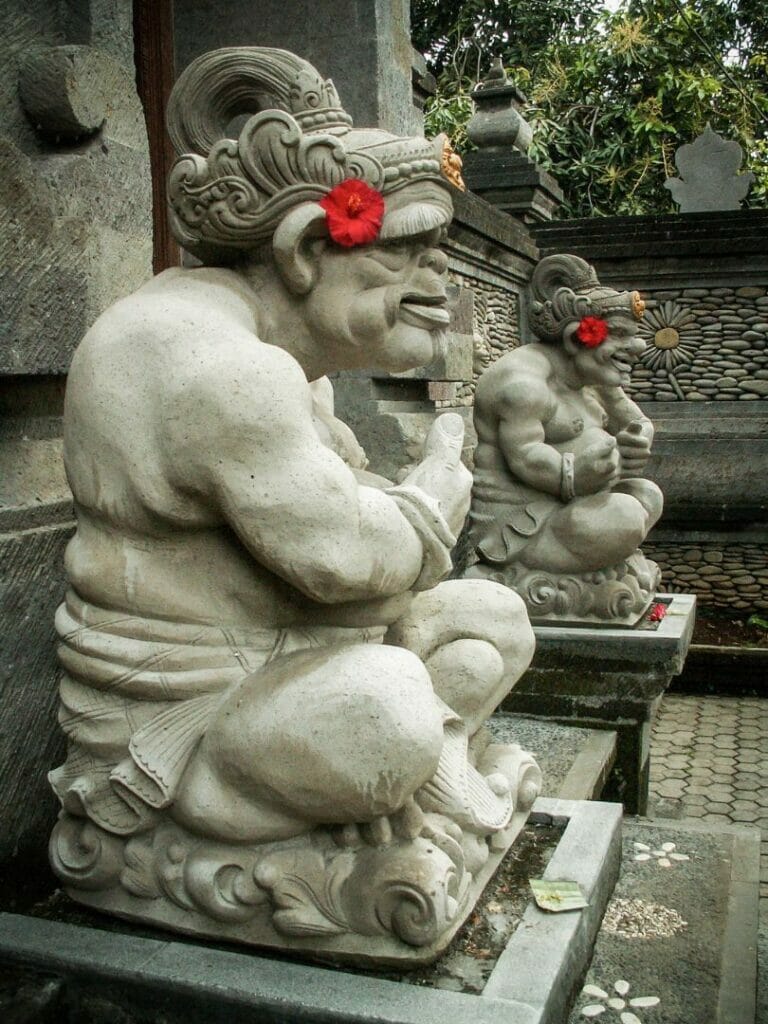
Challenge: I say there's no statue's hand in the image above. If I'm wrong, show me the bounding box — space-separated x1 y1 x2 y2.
616 419 653 476
403 414 471 535
573 436 621 495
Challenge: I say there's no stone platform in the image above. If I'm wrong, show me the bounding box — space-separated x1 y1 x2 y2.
501 594 696 815
0 798 622 1024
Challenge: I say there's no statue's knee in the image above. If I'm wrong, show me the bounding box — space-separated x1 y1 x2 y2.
210 644 444 823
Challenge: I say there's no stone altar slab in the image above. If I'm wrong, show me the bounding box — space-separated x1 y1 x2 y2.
501 594 696 814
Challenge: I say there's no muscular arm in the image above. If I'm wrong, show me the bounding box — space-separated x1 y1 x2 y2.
492 376 563 497
161 334 435 604
598 386 651 436
597 386 654 475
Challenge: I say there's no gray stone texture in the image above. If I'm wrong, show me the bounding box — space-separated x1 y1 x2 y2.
0 0 153 900
2 2 152 375
173 0 422 137
665 125 754 213
645 535 768 612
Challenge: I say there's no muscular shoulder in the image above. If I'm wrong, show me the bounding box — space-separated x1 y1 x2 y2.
476 344 556 418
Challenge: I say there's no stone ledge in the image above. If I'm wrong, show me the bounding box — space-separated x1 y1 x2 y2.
529 593 696 676
532 209 768 261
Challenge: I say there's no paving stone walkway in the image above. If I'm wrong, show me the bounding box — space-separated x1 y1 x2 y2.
648 694 767 1021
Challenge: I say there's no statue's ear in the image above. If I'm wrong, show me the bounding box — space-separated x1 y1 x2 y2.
272 203 328 295
562 322 580 354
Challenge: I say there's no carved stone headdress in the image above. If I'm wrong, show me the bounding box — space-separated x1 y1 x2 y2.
529 254 645 343
166 47 463 263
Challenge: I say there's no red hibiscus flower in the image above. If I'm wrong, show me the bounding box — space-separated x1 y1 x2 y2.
319 179 385 247
649 602 668 622
575 315 609 347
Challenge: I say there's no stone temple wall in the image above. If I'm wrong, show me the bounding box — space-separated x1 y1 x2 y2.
0 0 153 903
445 273 521 409
627 285 768 404
643 538 768 612
533 210 768 616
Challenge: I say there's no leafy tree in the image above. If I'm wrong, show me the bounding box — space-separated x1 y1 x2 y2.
414 0 768 216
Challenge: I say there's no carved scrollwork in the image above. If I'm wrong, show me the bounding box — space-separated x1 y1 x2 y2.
470 552 660 626
49 815 123 891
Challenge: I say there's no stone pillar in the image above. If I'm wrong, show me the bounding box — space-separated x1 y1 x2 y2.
462 59 563 224
0 0 153 903
173 0 421 134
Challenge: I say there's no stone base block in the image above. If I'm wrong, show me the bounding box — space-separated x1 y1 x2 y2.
570 817 760 1024
51 805 534 968
503 594 696 814
0 798 623 1023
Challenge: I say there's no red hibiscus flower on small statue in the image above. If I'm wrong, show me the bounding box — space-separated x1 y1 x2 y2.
649 602 668 623
575 315 609 348
320 179 385 248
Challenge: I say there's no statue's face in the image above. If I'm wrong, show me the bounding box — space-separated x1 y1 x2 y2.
302 212 450 374
571 315 645 388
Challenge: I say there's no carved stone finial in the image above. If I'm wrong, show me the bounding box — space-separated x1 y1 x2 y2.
664 123 755 212
466 59 531 155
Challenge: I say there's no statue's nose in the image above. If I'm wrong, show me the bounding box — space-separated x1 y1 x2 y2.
418 247 448 274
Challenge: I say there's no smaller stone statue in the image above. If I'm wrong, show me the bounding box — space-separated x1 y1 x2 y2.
665 123 754 213
466 254 663 625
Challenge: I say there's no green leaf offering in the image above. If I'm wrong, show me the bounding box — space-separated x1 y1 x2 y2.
529 879 589 912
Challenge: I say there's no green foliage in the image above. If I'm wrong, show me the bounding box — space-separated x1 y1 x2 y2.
414 0 768 217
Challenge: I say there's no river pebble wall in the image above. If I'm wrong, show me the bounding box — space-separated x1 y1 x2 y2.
626 286 768 402
643 541 768 612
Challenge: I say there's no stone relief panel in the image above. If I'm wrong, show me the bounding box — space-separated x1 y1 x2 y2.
446 269 521 408
626 286 768 402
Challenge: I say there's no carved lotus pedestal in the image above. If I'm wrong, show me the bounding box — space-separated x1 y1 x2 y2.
467 549 662 628
50 739 541 966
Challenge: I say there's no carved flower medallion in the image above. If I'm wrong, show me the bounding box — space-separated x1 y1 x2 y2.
637 300 697 373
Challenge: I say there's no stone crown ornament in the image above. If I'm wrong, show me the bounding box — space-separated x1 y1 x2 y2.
529 254 645 344
167 47 462 262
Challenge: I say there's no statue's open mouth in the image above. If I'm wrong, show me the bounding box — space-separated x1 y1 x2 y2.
399 293 450 330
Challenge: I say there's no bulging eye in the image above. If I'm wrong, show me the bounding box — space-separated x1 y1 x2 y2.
368 243 413 271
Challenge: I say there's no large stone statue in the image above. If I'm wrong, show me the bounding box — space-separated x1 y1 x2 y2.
48 47 540 963
466 254 663 625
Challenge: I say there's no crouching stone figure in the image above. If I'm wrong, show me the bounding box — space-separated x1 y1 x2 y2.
48 47 540 963
466 254 663 625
